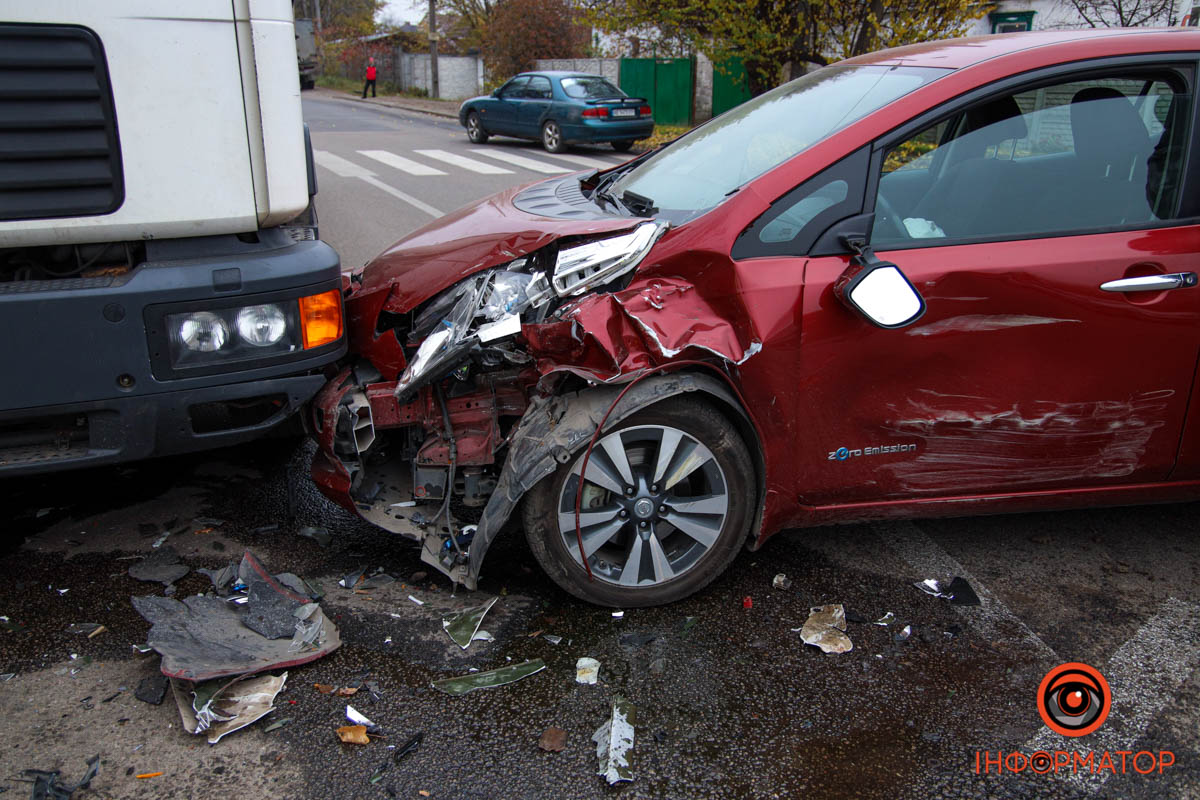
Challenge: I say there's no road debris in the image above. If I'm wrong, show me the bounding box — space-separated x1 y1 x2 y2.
263 717 292 733
575 657 600 685
618 632 656 648
743 596 753 609
22 754 99 799
895 624 913 642
394 731 423 761
442 597 499 649
797 604 853 654
408 595 425 606
542 634 563 645
593 696 635 785
913 577 981 606
539 726 567 752
874 612 896 626
297 525 332 547
772 573 792 590
337 725 370 745
127 546 189 586
198 564 237 595
132 550 339 681
347 705 376 727
171 672 288 744
338 567 368 589
611 611 624 619
432 659 546 696
135 772 163 779
135 675 169 705
358 573 396 590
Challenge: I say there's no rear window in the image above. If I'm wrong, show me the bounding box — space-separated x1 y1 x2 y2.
561 77 625 99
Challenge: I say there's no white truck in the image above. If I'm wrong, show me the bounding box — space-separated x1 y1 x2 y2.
0 0 345 474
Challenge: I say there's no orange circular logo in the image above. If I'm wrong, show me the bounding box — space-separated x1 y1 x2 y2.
1037 662 1110 737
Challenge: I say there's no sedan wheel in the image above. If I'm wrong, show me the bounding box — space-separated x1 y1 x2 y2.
466 111 489 144
523 397 755 607
541 120 566 153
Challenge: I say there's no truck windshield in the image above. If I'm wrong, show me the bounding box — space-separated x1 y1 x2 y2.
608 64 948 223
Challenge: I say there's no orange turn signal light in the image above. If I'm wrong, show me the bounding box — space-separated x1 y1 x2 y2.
299 289 343 349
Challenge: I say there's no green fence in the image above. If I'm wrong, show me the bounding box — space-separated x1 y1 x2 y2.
711 57 752 117
618 57 693 127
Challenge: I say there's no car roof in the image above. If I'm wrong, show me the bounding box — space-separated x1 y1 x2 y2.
517 71 609 80
841 28 1199 71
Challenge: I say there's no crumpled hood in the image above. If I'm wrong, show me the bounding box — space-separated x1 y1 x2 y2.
359 182 638 315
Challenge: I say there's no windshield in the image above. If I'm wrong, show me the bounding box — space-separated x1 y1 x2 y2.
608 64 948 223
562 76 625 99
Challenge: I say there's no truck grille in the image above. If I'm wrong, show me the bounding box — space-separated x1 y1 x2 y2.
0 24 123 221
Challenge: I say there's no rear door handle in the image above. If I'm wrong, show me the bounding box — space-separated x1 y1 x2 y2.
1100 272 1198 292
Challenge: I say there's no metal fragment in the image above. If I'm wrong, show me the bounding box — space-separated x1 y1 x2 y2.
431 659 546 696
592 696 635 784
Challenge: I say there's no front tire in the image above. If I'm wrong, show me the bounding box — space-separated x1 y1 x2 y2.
466 111 489 144
523 396 755 607
541 120 566 153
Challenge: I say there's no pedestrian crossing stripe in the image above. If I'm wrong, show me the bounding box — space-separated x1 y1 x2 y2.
414 149 513 174
358 150 446 176
315 148 630 180
468 149 570 174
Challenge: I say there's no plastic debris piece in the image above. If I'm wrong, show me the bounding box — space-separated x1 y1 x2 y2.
358 573 395 590
335 687 358 697
171 672 288 744
297 526 332 547
0 673 15 682
431 659 546 696
135 675 169 705
543 634 563 645
66 622 102 636
22 755 99 799
611 611 624 619
895 624 912 642
874 612 896 626
419 792 431 797
288 602 327 654
539 726 567 752
135 772 163 779
743 596 753 609
471 630 494 643
263 717 292 733
131 644 153 655
592 696 635 785
131 550 339 681
346 705 375 727
314 683 334 694
798 604 853 654
128 546 189 586
408 595 425 606
618 632 656 648
87 625 107 639
913 576 981 605
394 731 423 762
772 574 792 590
680 616 698 635
337 725 370 745
442 597 499 649
575 657 600 685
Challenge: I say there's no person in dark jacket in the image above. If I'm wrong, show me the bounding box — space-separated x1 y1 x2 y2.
362 57 377 98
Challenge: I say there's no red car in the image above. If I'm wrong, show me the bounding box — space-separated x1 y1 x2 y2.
312 28 1200 606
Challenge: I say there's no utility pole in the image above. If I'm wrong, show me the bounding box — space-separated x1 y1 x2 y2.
428 0 439 99
313 0 322 36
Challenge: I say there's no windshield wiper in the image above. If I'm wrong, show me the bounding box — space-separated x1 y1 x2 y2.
621 190 657 217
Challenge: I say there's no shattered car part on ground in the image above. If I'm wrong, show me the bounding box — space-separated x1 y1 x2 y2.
171 673 288 744
442 597 499 649
22 754 99 800
432 659 546 696
593 697 635 785
796 604 853 654
914 577 982 606
132 550 339 680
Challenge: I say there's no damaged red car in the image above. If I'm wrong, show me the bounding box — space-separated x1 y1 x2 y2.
311 28 1200 606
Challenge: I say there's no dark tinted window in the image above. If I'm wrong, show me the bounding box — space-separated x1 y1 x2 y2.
499 76 529 97
526 76 552 99
873 72 1191 248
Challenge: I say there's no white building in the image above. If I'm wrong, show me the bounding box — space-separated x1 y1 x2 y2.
966 0 1185 33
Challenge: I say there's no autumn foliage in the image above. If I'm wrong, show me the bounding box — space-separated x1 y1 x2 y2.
482 0 590 79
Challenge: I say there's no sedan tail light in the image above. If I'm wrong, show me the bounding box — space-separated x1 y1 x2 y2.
582 107 608 118
639 105 651 116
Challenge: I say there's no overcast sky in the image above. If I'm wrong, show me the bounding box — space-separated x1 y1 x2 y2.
380 0 426 25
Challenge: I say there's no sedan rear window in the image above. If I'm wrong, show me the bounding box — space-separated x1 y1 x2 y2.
562 77 625 99
609 65 947 223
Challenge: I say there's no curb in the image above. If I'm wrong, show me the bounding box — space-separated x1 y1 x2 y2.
309 87 460 120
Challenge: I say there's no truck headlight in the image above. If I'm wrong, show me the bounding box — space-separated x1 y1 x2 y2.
178 311 229 352
236 304 288 347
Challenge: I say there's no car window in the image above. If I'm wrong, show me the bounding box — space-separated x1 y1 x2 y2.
872 72 1191 248
609 65 947 225
561 77 624 99
526 76 552 99
499 76 529 97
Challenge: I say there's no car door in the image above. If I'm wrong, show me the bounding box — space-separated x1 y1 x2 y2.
790 62 1200 505
517 75 554 136
486 76 528 135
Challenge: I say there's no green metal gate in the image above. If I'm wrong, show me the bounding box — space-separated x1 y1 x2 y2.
618 57 693 127
711 57 751 117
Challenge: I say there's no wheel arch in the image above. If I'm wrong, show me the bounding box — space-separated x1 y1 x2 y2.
463 369 767 588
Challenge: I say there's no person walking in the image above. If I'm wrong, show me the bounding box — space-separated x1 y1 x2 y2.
362 57 377 98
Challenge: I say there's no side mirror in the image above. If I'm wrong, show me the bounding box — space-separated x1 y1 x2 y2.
492 88 501 97
834 243 925 329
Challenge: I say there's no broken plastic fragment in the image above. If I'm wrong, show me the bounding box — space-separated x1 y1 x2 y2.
772 574 792 590
297 526 332 547
592 696 635 785
895 624 912 642
408 595 425 606
66 622 103 636
346 705 375 727
611 611 624 619
171 672 288 744
874 612 896 626
337 725 370 745
913 576 981 605
798 604 853 654
442 597 499 649
472 630 494 643
135 675 169 705
431 659 546 696
262 717 292 733
575 657 600 685
543 634 563 645
338 567 368 589
21 754 101 798
128 546 189 586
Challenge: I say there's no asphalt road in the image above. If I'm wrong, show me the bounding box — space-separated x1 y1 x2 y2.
0 98 1198 800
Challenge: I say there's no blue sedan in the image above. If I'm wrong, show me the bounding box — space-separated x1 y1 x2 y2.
458 71 654 153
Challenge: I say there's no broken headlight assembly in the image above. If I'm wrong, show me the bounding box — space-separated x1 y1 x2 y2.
394 220 668 400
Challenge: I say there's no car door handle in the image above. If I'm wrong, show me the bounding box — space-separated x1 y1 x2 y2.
1100 272 1198 292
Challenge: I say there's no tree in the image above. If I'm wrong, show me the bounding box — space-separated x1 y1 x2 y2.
437 0 497 50
587 0 987 96
482 0 591 79
1066 0 1174 27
